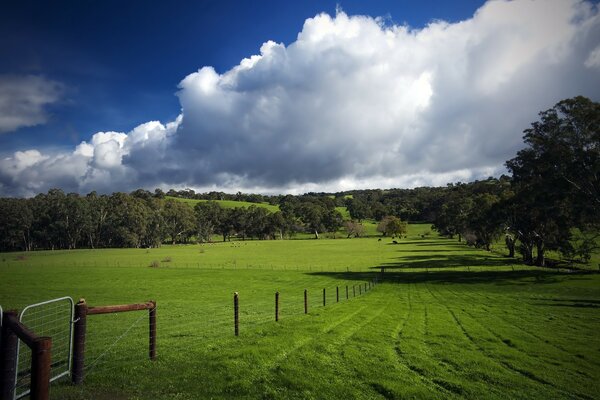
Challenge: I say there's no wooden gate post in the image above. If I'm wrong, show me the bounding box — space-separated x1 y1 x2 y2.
234 292 239 336
72 299 87 385
30 337 52 400
149 300 157 360
0 311 18 400
304 289 308 314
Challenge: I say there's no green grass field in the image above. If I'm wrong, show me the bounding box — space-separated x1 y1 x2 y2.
166 196 280 212
0 226 598 399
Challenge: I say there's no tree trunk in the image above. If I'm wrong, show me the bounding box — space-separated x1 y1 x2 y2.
505 235 515 257
535 240 545 267
521 242 533 265
458 233 461 242
314 230 319 240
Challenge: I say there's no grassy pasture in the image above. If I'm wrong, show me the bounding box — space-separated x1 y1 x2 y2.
166 196 280 212
0 226 598 399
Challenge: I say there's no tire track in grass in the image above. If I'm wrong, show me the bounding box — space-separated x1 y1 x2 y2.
247 296 390 397
442 286 600 371
436 285 597 399
426 284 593 400
416 283 507 398
391 284 462 398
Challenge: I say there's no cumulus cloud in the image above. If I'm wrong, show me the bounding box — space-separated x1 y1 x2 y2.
1 0 599 196
0 75 64 134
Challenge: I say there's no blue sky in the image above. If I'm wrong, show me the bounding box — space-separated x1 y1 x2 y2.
1 0 599 196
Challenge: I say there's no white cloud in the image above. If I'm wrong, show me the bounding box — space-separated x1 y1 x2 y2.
0 75 64 133
1 0 599 196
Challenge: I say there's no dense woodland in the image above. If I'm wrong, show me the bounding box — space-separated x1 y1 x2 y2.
1 97 598 266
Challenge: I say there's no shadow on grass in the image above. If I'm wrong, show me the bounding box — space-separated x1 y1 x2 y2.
306 269 597 286
531 298 600 308
380 253 517 269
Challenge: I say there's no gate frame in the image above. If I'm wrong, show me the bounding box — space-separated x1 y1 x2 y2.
15 297 74 400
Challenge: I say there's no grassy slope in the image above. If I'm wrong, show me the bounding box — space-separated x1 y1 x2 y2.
166 196 280 212
0 226 598 399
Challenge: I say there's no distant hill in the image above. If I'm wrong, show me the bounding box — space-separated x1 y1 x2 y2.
166 196 280 212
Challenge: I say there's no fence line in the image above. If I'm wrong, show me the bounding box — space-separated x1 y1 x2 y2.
0 276 380 397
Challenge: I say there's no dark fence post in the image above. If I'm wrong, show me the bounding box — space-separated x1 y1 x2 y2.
0 311 18 400
234 292 239 336
323 288 326 306
30 337 52 400
359 284 362 295
304 289 308 314
275 292 280 322
149 300 157 360
364 283 367 292
336 287 339 303
345 285 348 300
353 285 355 297
72 299 88 385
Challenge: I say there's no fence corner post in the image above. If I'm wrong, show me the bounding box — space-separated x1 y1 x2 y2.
72 298 87 385
149 300 157 360
0 310 18 400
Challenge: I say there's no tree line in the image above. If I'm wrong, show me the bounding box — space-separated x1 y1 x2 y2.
0 96 597 266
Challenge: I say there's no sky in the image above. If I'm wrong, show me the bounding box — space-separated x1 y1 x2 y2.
0 0 599 197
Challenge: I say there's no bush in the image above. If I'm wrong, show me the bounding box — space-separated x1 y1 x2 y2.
149 260 160 268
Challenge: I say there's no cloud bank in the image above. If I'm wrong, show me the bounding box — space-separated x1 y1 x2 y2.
1 0 599 196
0 75 64 134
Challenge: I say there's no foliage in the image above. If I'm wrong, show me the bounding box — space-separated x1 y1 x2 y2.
376 215 407 237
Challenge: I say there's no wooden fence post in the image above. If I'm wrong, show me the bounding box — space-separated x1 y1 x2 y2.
359 284 362 295
304 290 308 314
336 287 339 303
323 288 326 306
0 311 18 400
72 299 87 385
345 285 348 300
353 285 355 297
149 300 156 360
275 292 279 322
234 292 239 336
30 337 52 400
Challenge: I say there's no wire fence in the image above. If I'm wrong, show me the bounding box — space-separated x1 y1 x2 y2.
76 278 378 386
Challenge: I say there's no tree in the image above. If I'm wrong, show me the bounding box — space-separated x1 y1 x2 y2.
377 216 407 237
163 199 195 244
343 220 365 238
347 198 371 221
0 198 33 251
505 96 599 266
194 201 223 242
297 203 325 239
323 209 344 237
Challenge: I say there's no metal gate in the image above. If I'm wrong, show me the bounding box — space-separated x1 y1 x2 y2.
14 297 74 399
